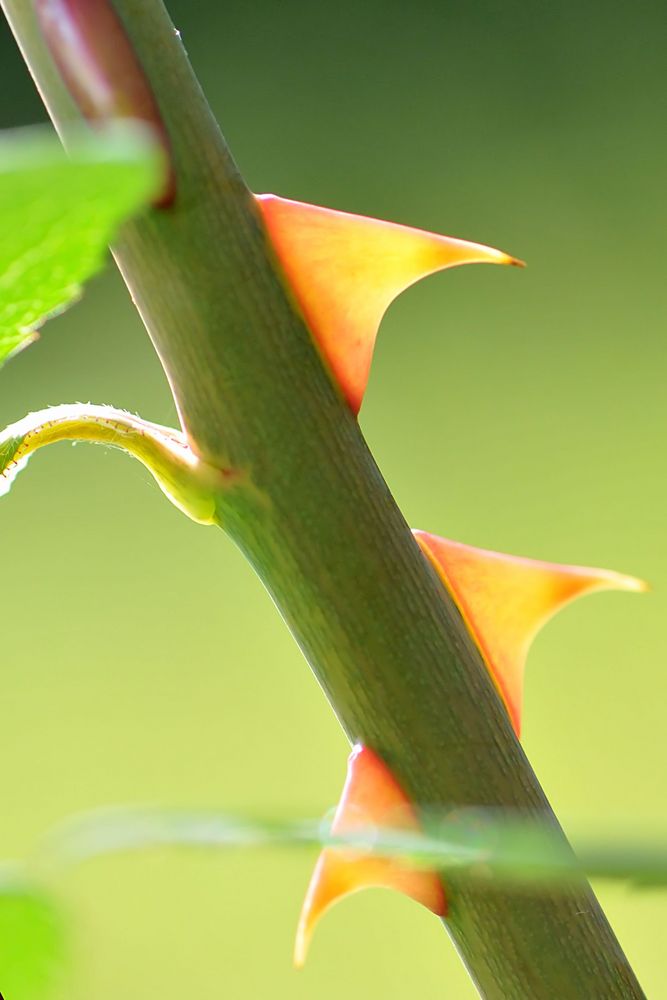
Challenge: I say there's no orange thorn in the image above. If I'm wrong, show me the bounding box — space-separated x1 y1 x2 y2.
414 530 647 737
294 744 446 967
257 194 522 414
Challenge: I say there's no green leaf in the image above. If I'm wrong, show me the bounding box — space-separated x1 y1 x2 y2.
0 124 161 369
0 867 65 999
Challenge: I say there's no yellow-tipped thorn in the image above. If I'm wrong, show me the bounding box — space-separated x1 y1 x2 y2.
414 530 647 737
257 193 522 414
294 744 446 967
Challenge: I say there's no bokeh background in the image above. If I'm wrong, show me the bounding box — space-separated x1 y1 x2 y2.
1 1 666 996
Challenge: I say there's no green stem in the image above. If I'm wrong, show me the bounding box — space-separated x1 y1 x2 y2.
0 403 222 522
1 1 644 997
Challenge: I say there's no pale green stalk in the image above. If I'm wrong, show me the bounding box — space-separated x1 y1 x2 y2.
0 403 222 521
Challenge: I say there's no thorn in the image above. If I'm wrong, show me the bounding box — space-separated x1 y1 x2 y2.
414 530 646 737
257 194 521 414
294 744 446 967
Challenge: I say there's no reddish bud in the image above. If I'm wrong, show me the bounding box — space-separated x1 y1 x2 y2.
36 0 174 205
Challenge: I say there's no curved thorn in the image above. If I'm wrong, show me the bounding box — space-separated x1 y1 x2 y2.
257 194 522 414
414 530 647 737
294 744 446 967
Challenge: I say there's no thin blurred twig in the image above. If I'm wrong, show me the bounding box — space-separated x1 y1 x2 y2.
38 804 667 891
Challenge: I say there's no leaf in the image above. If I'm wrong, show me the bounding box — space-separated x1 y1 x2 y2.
0 123 161 369
0 867 65 1000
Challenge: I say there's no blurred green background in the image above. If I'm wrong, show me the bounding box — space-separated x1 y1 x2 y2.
1 0 666 996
